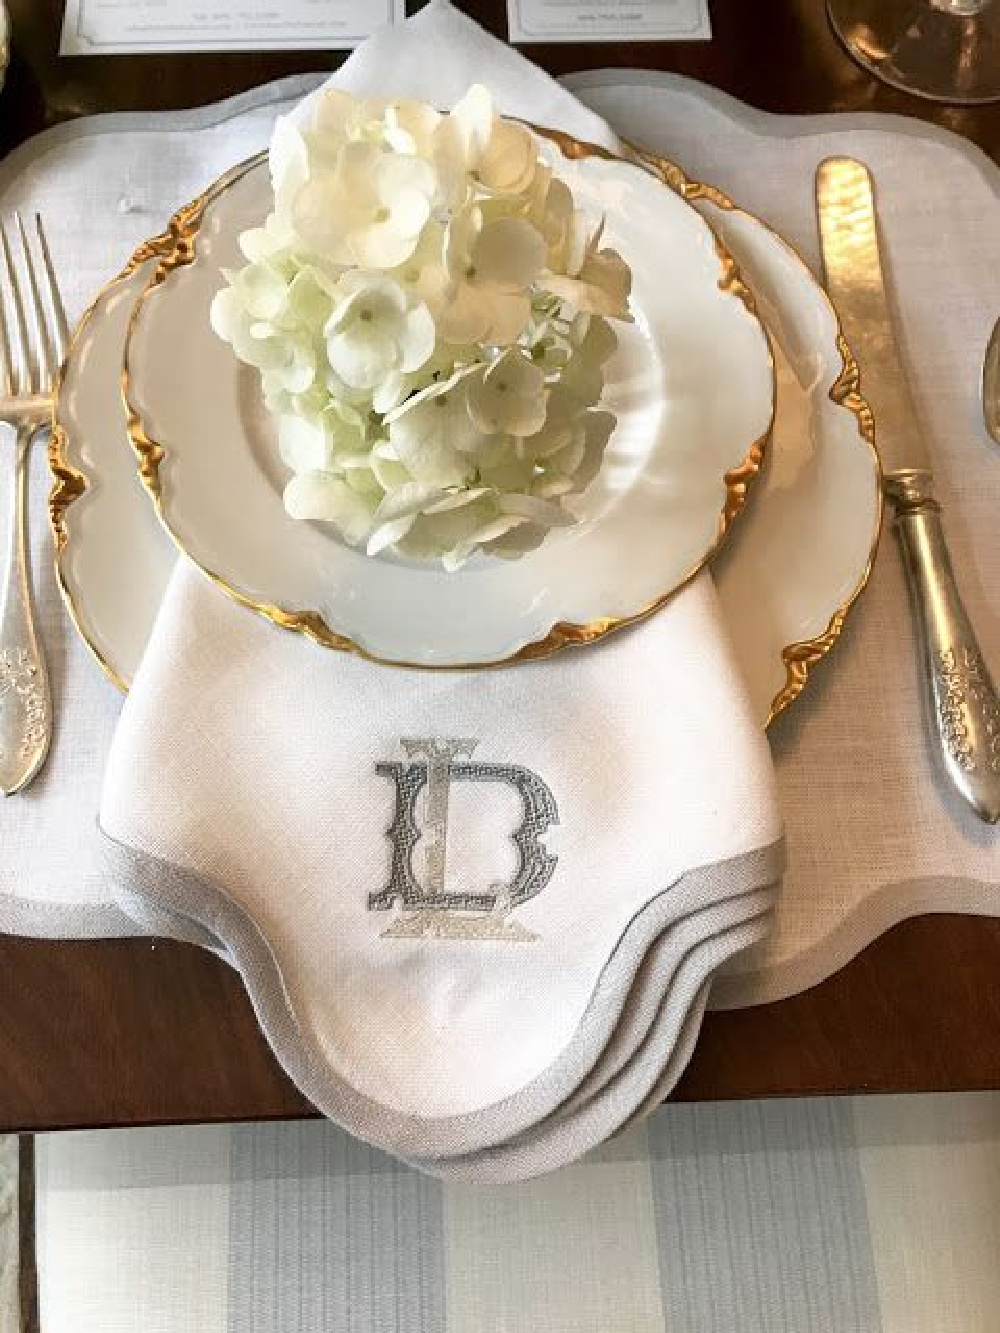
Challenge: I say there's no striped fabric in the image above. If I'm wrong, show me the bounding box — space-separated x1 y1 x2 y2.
28 1093 1000 1332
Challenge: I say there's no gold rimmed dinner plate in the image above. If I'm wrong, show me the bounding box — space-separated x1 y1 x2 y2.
118 130 776 670
51 141 879 722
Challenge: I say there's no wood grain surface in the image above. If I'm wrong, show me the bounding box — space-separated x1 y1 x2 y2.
0 0 998 1130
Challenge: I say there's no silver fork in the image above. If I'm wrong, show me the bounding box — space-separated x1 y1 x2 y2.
0 215 68 795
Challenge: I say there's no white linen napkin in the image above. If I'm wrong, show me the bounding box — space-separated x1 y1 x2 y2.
99 0 784 1176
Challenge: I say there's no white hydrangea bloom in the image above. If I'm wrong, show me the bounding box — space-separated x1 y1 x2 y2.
383 99 441 157
386 367 485 486
293 142 436 269
440 206 546 346
540 216 632 319
211 84 633 569
389 220 451 317
467 349 548 436
324 270 435 390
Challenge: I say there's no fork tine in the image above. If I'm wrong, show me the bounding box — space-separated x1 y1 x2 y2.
15 212 52 393
33 215 69 364
0 222 29 397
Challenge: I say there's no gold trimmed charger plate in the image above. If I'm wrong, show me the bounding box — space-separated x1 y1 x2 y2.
119 137 775 669
52 151 879 719
681 181 880 723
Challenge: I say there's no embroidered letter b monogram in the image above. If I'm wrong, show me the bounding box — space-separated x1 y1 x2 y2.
371 738 559 941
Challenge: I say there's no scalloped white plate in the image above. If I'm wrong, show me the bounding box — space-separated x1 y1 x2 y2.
119 143 775 668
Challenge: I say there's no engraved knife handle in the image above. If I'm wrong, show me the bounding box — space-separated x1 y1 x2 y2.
0 424 51 796
887 468 1000 823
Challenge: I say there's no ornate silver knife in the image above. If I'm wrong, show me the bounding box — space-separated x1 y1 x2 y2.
817 156 1000 823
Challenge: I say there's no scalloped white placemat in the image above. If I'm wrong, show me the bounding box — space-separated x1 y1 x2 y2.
0 66 997 1006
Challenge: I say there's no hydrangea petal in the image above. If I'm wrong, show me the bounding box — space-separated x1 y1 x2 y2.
372 482 449 525
396 304 436 372
367 514 418 557
283 471 375 545
497 492 575 527
449 83 493 168
474 217 547 289
467 349 548 435
477 119 536 196
277 412 330 472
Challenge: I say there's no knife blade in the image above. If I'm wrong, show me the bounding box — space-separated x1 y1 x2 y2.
816 155 1000 824
816 156 928 477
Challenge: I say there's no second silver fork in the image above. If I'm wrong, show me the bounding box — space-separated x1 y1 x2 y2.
0 215 68 796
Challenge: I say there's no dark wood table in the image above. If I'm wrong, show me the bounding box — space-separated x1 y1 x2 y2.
1 0 999 1131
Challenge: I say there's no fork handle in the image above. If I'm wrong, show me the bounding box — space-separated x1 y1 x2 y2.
0 423 51 795
888 468 1000 824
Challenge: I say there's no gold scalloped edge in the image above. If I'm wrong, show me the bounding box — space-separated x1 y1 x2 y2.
767 605 850 720
47 422 87 553
711 236 773 534
126 158 263 499
722 435 768 530
623 139 738 212
632 142 883 726
829 330 876 451
123 136 776 672
631 145 775 559
766 335 881 723
50 227 175 549
48 228 177 695
768 326 881 702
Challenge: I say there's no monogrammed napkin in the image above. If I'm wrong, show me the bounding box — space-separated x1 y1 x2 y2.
99 1 784 1177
